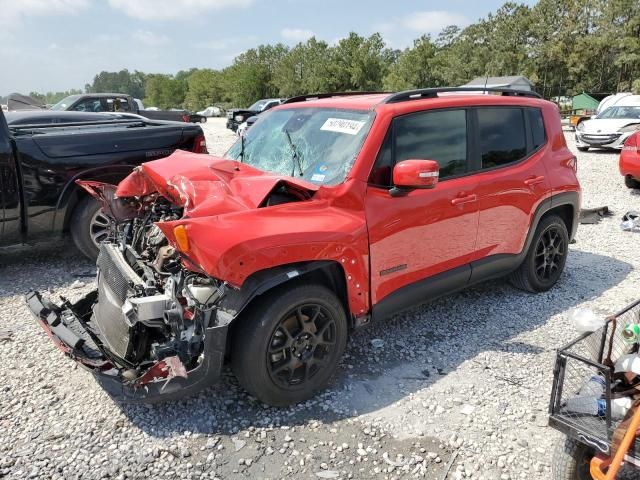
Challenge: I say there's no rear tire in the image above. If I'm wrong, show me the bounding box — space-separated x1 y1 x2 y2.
577 146 589 152
510 214 569 293
625 175 640 189
231 282 348 406
552 437 595 480
70 197 110 261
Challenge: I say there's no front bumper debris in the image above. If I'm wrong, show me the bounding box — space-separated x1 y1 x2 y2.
25 290 228 403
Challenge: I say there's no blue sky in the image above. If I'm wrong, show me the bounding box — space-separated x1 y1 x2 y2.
0 0 536 95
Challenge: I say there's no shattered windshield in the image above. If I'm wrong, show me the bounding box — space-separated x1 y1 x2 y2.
225 107 374 186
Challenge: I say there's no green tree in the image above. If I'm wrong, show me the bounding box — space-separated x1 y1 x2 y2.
330 33 394 91
384 35 440 90
273 38 334 96
86 69 146 98
144 74 185 109
183 69 224 111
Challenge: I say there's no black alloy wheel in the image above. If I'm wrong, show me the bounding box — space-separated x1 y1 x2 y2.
231 283 348 406
267 304 336 389
534 225 566 284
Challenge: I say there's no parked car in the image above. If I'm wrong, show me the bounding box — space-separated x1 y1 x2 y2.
27 88 580 406
620 130 640 188
226 98 283 132
0 107 207 260
197 106 225 117
236 115 258 136
50 93 202 124
575 102 640 151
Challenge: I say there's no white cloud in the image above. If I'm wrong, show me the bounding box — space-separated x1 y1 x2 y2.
108 0 252 21
403 10 469 33
0 0 89 27
132 30 170 47
281 28 315 42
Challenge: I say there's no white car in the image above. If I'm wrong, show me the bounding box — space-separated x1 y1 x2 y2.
575 104 640 151
197 106 224 117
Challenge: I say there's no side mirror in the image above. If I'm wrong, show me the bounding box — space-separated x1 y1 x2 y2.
390 159 439 197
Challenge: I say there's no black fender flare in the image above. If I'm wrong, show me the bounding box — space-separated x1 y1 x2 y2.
215 260 348 326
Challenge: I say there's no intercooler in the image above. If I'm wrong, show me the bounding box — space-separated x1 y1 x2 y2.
95 244 147 360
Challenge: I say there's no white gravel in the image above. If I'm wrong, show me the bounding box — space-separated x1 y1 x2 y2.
1 121 639 479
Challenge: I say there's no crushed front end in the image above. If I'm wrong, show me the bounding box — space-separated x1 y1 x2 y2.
26 192 229 403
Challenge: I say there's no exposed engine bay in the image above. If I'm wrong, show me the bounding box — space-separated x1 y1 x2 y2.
26 154 320 400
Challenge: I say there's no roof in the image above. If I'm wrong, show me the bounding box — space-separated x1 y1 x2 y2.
462 76 533 90
277 90 545 111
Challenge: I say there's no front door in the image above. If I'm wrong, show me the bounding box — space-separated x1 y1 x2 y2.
365 108 479 308
0 123 22 243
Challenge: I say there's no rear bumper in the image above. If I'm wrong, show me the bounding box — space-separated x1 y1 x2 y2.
25 290 228 403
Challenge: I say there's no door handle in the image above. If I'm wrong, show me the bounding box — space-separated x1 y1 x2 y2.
451 194 477 206
524 175 545 186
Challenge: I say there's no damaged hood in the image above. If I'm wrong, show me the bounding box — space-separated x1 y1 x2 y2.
116 150 319 217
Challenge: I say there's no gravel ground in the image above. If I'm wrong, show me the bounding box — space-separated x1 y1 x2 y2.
1 120 640 480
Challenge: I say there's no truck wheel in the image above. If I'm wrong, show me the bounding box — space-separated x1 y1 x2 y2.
70 196 110 261
552 437 594 480
625 175 640 189
510 214 569 293
231 283 348 406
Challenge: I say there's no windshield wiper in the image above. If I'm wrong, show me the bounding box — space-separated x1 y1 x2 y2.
238 134 245 163
283 129 304 177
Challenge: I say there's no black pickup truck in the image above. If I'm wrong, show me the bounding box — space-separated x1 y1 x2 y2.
0 109 206 259
49 93 206 124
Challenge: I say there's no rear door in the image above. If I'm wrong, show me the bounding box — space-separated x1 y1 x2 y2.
365 108 479 307
470 106 550 268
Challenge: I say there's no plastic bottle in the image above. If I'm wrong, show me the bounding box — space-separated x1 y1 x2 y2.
578 375 606 397
611 397 634 420
565 396 606 416
565 376 607 416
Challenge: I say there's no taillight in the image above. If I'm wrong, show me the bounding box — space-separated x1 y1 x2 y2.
182 114 190 122
568 155 577 173
192 134 208 154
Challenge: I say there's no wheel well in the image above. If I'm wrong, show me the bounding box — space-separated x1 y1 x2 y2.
62 188 88 233
543 204 574 237
224 261 351 352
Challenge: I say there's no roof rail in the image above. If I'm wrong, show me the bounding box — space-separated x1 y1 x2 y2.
382 87 542 104
283 91 388 104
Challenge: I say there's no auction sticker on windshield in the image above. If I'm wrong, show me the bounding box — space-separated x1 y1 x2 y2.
321 118 366 135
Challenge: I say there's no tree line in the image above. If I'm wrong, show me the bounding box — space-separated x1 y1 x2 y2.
17 0 640 111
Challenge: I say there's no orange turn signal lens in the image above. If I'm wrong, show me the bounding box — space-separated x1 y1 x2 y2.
173 225 190 251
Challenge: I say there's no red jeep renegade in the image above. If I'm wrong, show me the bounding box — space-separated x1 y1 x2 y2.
28 88 580 406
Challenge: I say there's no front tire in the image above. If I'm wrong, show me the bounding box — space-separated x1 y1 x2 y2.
70 196 111 261
625 175 640 189
231 283 348 406
510 214 569 293
552 437 594 480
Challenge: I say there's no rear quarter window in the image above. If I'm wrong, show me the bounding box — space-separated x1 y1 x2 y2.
529 108 546 150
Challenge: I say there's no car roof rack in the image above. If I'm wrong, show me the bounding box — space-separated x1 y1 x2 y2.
283 92 388 104
382 87 542 104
